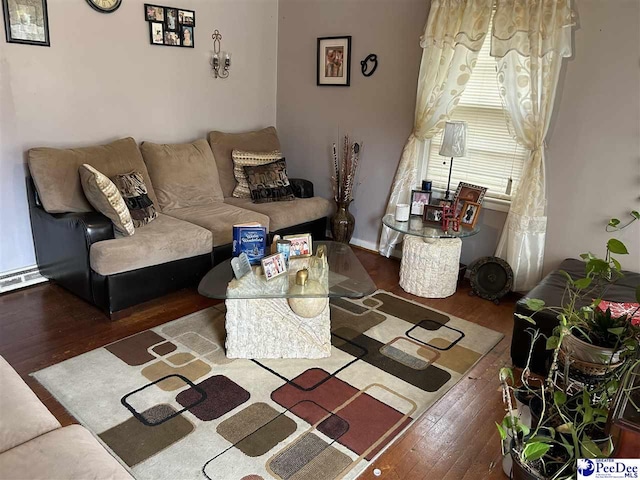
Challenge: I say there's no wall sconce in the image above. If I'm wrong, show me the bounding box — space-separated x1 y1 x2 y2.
211 29 230 79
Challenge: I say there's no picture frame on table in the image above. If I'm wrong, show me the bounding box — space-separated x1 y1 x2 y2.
261 252 288 281
283 233 312 258
423 205 444 225
2 0 50 46
317 36 351 86
459 201 481 229
410 190 431 216
453 182 487 206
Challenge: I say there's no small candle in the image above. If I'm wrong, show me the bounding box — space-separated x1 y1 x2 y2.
395 204 410 222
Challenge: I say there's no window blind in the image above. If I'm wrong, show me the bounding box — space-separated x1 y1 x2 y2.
425 17 527 201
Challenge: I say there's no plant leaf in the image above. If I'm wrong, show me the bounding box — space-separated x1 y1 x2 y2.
581 435 603 459
546 335 560 350
607 239 629 255
557 422 574 434
525 298 545 312
499 367 514 383
574 277 593 290
496 422 506 440
608 218 620 227
554 391 567 406
612 257 622 272
632 210 640 220
607 327 625 336
522 442 551 462
515 313 536 325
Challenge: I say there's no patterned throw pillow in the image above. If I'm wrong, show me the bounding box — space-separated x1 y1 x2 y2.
79 164 135 236
111 171 158 228
231 149 282 198
243 159 296 204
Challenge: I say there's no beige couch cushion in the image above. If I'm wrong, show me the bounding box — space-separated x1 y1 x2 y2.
90 213 212 276
207 127 281 198
224 197 333 232
0 356 61 454
0 425 133 480
28 137 158 214
165 204 270 247
140 139 224 211
79 164 135 236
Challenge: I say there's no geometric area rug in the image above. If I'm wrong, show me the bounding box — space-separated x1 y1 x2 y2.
33 290 503 480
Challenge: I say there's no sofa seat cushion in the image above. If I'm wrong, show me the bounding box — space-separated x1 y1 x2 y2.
165 204 270 247
224 196 333 232
90 213 212 276
208 127 281 198
0 425 133 480
28 137 158 214
0 356 61 454
140 139 224 211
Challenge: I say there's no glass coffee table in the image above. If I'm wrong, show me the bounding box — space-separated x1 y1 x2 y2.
382 213 480 298
198 241 376 359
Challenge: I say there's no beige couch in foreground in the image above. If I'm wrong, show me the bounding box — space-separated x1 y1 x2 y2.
0 356 132 479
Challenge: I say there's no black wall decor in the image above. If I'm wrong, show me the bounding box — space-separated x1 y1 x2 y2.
145 3 195 48
360 54 378 77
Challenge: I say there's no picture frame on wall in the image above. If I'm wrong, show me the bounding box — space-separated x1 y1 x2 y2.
459 201 481 229
410 189 431 216
145 4 164 21
317 36 351 86
2 0 50 46
145 4 195 47
150 21 164 45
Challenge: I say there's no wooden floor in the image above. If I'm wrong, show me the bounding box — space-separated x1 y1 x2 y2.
0 248 518 479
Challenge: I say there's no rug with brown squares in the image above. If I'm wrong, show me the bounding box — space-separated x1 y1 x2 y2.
33 290 502 480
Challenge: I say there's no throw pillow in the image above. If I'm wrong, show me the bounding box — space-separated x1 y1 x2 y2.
243 159 296 204
111 171 158 227
231 149 282 198
78 164 135 236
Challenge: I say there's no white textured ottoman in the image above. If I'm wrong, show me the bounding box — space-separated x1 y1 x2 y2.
225 297 331 359
399 235 462 298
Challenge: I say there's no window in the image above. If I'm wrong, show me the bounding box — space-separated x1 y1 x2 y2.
422 17 527 203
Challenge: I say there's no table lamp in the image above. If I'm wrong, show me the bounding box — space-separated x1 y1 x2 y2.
439 121 467 200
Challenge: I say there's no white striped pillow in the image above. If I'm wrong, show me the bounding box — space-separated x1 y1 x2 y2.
231 149 282 198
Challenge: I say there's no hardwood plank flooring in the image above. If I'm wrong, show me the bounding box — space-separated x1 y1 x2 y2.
0 248 517 479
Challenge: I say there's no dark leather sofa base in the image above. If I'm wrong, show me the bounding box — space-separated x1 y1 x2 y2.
512 258 640 375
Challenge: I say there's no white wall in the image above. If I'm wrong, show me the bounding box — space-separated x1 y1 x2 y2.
544 0 640 274
0 0 278 273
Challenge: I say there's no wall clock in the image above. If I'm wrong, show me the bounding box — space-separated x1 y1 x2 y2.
86 0 122 13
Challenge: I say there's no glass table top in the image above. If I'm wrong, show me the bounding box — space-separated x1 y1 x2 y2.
382 213 480 239
198 241 377 300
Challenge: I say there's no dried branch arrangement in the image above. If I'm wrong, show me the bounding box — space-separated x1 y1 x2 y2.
331 135 362 203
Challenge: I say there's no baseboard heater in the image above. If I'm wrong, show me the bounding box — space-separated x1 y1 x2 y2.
0 266 47 294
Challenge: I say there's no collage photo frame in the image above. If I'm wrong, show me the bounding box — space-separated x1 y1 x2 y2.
145 3 195 48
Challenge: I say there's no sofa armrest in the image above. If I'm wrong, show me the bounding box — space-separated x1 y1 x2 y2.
27 178 114 304
289 178 314 198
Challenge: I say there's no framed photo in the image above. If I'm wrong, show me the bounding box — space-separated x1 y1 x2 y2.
165 8 177 30
2 0 50 46
317 36 351 86
150 21 164 45
180 25 193 47
283 234 312 258
164 30 180 46
261 253 288 281
459 201 481 229
410 190 431 216
145 4 164 21
453 182 487 206
423 205 444 225
178 9 194 26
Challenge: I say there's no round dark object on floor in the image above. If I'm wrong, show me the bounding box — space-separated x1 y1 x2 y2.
469 256 513 302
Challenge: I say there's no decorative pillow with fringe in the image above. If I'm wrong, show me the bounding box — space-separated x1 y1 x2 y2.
79 164 135 236
111 171 158 228
231 149 282 198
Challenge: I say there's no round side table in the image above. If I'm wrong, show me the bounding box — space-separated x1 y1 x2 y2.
382 214 480 299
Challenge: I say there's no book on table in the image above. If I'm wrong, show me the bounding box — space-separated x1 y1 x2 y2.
232 222 267 265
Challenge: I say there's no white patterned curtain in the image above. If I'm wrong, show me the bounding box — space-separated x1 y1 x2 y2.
492 0 574 291
379 0 493 257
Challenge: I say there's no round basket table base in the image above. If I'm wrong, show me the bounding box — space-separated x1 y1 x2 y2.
399 236 462 298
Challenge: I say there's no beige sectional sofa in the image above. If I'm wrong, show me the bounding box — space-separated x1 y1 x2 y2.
27 127 332 315
0 356 133 479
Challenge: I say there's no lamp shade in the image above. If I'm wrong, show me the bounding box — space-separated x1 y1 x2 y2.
439 121 467 157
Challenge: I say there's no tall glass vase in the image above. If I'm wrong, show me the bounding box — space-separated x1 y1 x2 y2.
331 200 355 244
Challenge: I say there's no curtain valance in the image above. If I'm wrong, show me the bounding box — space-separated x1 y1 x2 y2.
421 0 494 51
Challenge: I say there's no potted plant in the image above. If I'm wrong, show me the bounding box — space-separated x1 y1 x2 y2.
498 211 640 479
